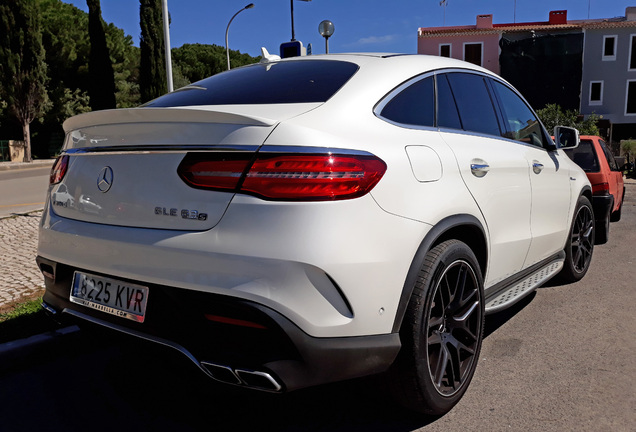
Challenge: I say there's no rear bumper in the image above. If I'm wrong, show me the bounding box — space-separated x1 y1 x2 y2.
37 256 401 392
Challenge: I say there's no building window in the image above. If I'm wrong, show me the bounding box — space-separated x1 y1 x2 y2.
602 35 616 61
439 44 451 58
464 43 483 66
626 80 636 115
589 81 603 106
630 35 636 70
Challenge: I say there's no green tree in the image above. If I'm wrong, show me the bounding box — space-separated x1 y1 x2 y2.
104 22 140 108
172 43 259 86
87 0 116 110
0 0 51 162
536 103 599 136
139 0 167 102
35 0 140 155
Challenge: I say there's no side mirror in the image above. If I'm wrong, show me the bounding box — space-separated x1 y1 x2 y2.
554 126 580 149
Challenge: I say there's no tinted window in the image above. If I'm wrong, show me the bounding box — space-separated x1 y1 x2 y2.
491 80 546 147
380 76 434 127
144 60 359 107
436 74 462 129
446 73 500 136
564 139 600 172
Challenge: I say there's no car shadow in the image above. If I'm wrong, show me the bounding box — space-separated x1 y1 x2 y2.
483 291 536 339
100 336 441 432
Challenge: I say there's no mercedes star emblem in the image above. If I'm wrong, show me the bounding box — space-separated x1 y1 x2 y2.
97 166 114 193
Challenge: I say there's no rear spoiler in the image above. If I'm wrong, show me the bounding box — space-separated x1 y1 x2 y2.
63 106 276 133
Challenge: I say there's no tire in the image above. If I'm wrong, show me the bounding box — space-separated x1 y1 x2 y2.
595 206 610 245
610 191 624 222
558 195 594 283
389 240 484 415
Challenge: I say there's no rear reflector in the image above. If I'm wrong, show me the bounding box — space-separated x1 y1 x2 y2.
178 152 386 201
204 314 268 329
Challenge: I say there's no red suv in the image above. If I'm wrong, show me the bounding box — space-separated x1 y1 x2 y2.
563 135 625 244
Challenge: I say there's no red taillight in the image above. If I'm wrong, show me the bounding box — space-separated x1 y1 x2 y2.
50 155 69 184
177 154 252 190
592 182 609 195
178 152 386 201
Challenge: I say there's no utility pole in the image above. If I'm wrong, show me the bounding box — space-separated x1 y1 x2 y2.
161 0 173 92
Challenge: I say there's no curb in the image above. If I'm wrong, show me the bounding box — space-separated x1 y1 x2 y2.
0 159 55 171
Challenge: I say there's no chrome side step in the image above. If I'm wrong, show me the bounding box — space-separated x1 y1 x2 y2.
485 258 564 314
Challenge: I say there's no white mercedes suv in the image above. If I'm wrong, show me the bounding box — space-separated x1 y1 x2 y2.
37 54 594 415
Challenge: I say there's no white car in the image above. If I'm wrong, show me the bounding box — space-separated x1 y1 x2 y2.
37 54 594 415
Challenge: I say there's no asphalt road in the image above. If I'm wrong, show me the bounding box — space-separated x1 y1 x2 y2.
0 166 51 218
0 183 634 431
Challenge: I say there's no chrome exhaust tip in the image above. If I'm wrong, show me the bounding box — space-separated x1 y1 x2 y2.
235 369 282 392
201 362 283 392
201 362 242 385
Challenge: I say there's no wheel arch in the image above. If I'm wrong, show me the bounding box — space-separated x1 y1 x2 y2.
391 214 487 333
581 185 593 205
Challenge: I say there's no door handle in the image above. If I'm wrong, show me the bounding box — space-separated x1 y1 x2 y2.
532 161 544 174
470 160 490 178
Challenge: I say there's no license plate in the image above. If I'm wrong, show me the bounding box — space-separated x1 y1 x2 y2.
70 272 149 323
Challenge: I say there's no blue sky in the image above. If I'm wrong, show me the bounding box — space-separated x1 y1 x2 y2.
68 0 634 57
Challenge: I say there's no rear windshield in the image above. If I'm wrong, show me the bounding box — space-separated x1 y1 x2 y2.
564 139 600 172
144 60 359 107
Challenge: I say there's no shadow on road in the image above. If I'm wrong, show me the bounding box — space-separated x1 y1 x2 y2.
0 329 442 432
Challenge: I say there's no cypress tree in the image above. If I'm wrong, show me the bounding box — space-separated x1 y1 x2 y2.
139 0 167 103
0 0 50 162
87 0 116 110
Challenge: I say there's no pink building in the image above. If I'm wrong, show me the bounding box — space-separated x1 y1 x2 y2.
418 11 572 75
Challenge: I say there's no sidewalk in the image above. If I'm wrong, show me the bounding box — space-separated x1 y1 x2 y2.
0 211 45 309
0 159 55 171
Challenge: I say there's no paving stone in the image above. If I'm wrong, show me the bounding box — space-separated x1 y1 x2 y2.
0 212 45 308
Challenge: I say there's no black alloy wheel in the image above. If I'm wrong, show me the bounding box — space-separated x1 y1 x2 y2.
558 195 594 283
426 258 482 397
389 240 484 415
570 201 594 273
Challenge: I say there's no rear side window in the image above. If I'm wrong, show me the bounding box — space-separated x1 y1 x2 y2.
599 139 619 170
436 74 462 129
144 60 359 107
446 73 501 136
564 139 600 172
380 76 435 127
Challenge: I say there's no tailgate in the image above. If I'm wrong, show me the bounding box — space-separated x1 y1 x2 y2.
51 107 280 230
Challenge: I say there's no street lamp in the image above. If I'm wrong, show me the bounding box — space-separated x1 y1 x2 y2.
318 20 334 54
225 3 255 70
